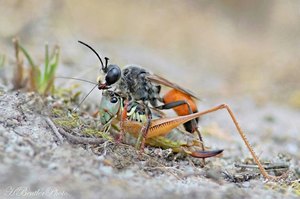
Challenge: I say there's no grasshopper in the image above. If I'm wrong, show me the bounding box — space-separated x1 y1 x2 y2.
99 90 223 159
99 90 284 180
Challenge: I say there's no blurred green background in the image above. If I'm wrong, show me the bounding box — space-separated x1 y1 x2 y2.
1 0 300 107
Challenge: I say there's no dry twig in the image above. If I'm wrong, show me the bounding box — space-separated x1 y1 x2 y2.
58 126 106 145
45 117 64 144
235 163 289 170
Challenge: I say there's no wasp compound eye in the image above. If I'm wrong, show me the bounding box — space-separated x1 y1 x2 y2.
110 97 118 103
105 65 121 85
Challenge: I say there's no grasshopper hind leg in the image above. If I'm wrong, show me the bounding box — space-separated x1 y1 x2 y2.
155 100 206 166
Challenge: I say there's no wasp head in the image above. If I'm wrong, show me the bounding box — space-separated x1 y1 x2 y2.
78 41 121 89
96 63 121 89
103 63 121 86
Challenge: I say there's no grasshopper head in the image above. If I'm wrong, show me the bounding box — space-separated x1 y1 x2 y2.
99 90 122 126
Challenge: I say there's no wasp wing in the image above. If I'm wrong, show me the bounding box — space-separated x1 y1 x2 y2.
146 74 200 100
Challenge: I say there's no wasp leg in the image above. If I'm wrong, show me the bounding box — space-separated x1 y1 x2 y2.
156 100 206 166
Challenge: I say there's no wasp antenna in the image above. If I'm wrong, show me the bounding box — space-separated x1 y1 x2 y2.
73 84 98 112
104 57 109 71
78 40 106 72
56 76 97 85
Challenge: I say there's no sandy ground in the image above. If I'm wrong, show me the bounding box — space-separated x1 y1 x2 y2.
0 85 299 199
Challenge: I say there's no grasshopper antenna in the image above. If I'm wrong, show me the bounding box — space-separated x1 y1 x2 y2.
78 41 108 73
73 84 98 112
56 76 97 85
55 76 98 112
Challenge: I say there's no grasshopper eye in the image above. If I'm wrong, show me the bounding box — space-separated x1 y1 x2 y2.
105 65 121 85
110 97 118 103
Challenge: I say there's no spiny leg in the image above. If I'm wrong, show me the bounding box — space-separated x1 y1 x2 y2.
195 103 283 180
156 100 199 132
156 100 206 165
118 99 129 143
138 103 152 153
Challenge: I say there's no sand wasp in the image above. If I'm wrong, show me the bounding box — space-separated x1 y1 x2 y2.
78 41 203 152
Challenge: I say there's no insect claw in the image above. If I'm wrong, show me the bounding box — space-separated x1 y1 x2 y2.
190 149 224 159
139 137 146 153
98 83 108 90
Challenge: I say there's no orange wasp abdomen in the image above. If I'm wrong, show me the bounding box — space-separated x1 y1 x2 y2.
163 89 198 115
163 89 198 133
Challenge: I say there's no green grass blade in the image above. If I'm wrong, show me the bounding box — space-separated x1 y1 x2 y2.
19 45 35 68
16 42 59 95
42 46 60 95
44 43 49 83
48 47 60 81
47 47 57 85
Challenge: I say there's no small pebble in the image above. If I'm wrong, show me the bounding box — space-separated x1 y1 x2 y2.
6 118 19 126
99 165 113 175
242 181 250 188
120 170 135 178
154 148 163 157
143 147 150 154
48 163 58 170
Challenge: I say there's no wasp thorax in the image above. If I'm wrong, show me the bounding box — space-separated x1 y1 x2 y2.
105 64 121 85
